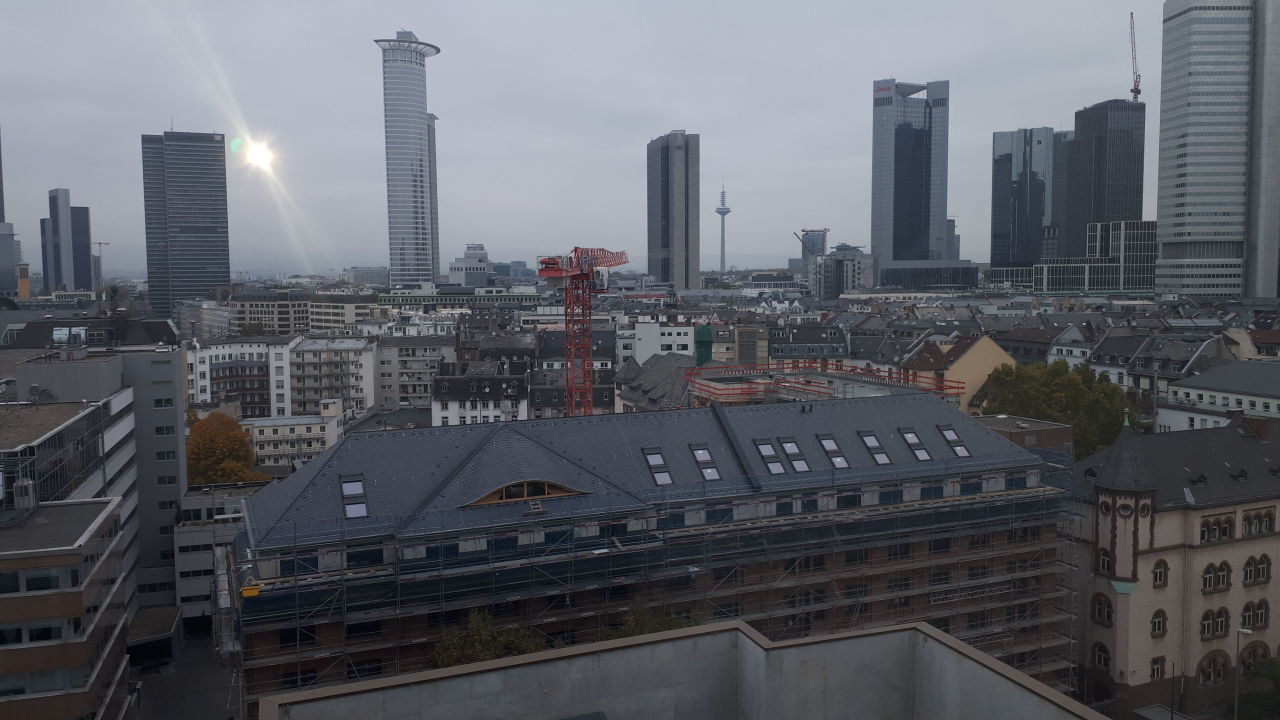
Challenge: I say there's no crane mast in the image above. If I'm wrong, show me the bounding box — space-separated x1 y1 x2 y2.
1130 12 1142 102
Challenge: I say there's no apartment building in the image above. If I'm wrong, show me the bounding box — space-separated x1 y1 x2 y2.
218 394 1075 718
630 321 695 364
1069 419 1280 717
429 360 529 426
307 297 376 335
289 338 375 420
0 494 136 720
173 483 265 622
187 336 300 418
243 400 343 475
229 290 311 336
1155 361 1280 432
374 335 455 411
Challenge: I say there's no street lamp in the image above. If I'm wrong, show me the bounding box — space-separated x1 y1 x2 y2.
1235 627 1254 720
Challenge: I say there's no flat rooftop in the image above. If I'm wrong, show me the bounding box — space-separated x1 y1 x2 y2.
242 415 335 427
0 402 91 449
258 621 1103 720
184 483 269 500
973 414 1071 433
0 499 113 554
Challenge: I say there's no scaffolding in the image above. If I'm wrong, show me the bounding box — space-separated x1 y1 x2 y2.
684 361 966 407
217 472 1079 718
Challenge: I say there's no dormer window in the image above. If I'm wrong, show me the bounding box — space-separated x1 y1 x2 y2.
471 481 582 505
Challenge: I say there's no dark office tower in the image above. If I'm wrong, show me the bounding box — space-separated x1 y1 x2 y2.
1060 100 1145 259
990 128 1071 268
142 131 231 317
39 189 92 293
375 30 442 287
647 130 700 290
870 79 951 266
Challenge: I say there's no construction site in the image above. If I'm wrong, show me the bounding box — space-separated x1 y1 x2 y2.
216 468 1081 718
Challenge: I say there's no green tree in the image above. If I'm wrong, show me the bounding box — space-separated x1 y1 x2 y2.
600 598 694 640
187 411 269 485
238 322 268 337
432 611 543 668
981 360 1130 459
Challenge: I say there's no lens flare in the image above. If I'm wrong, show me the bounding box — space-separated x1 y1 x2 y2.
245 141 274 171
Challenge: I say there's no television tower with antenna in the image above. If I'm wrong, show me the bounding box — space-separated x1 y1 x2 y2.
715 183 731 274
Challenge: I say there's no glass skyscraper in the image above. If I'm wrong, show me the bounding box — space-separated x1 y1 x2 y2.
141 131 231 317
1156 0 1280 298
1062 100 1146 259
870 79 952 266
375 31 441 287
989 128 1072 268
39 189 92 293
646 130 700 290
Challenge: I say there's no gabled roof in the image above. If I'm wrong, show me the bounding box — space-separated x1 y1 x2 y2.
899 336 981 371
246 393 1044 549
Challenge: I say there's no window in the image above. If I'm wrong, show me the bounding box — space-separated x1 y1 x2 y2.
887 543 911 560
341 480 365 497
878 488 903 505
872 452 891 465
156 451 176 461
940 427 960 442
929 537 951 554
845 549 868 565
967 611 989 631
913 448 932 461
780 440 801 455
347 659 383 680
1214 608 1229 636
1153 559 1169 588
645 451 666 467
1096 548 1112 575
344 502 368 519
691 447 712 463
1198 653 1227 686
900 430 921 445
820 437 840 452
1091 594 1114 626
837 493 860 509
280 669 318 689
705 506 734 524
653 472 672 485
960 480 983 495
154 398 174 408
830 455 848 468
921 483 944 500
859 433 881 449
279 626 317 647
968 565 989 580
929 571 951 586
792 459 810 472
1092 643 1111 671
1151 609 1167 637
1151 657 1166 681
756 442 777 458
701 467 721 480
766 462 786 475
953 445 971 457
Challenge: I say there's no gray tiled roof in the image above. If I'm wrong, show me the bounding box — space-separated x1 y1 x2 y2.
1075 421 1280 510
1170 360 1280 399
245 394 1043 549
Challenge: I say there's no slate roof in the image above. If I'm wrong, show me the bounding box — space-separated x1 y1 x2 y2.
616 352 701 410
8 317 178 348
1171 360 1280 399
899 336 980 371
1074 421 1280 510
245 393 1044 549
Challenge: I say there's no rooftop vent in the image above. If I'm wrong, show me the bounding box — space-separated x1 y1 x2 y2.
1190 473 1208 487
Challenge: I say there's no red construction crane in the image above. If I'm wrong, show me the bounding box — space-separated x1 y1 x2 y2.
538 247 629 417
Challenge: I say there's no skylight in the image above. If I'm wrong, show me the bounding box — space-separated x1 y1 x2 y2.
901 430 921 445
653 471 673 486
872 452 892 465
941 427 960 442
831 455 849 469
820 438 840 452
781 441 801 455
692 448 713 463
792 459 811 472
757 443 778 457
344 502 368 519
914 448 932 461
341 480 364 497
860 433 882 449
954 445 972 458
645 452 666 467
701 467 721 480
767 461 786 475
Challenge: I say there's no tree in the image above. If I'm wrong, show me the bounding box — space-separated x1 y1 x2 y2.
600 598 693 640
981 360 1130 459
433 611 543 668
238 322 268 337
187 411 269 486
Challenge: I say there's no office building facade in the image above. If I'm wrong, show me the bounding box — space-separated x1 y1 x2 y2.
142 131 231 316
647 130 700 290
1155 0 1280 298
990 128 1072 268
1031 221 1157 294
871 79 952 267
0 127 15 297
375 31 441 287
1062 100 1145 259
39 189 92 293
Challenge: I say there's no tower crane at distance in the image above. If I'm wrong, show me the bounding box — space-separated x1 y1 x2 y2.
1130 12 1142 102
538 247 629 417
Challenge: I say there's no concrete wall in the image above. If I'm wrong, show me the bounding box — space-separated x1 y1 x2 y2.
263 624 1105 720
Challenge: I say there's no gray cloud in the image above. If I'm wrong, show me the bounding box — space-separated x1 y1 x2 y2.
0 0 1164 276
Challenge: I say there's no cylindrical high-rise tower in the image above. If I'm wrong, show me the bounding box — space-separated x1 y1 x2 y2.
715 185 731 274
375 31 441 287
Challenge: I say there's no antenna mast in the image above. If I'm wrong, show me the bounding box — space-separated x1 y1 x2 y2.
1129 12 1142 102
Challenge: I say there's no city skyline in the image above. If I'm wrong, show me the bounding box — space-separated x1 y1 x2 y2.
0 2 1165 277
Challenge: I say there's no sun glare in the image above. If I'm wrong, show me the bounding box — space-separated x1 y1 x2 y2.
245 141 274 171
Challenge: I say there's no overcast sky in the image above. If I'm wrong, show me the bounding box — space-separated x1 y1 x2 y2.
0 0 1165 277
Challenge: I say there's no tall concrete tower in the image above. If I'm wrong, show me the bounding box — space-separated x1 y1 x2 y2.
715 184 731 274
375 30 441 287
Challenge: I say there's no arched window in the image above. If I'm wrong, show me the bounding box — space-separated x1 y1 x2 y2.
1201 521 1211 542
1203 565 1216 591
1259 555 1272 583
469 481 583 506
1216 562 1231 589
1151 609 1167 637
1092 643 1111 671
1211 520 1221 541
1097 548 1113 575
1258 600 1270 629
1201 610 1215 639
1091 594 1114 626
1224 518 1234 538
1246 557 1258 584
1242 641 1270 670
1153 559 1169 588
1243 602 1256 629
1214 608 1230 636
1199 652 1229 686
1267 513 1275 532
